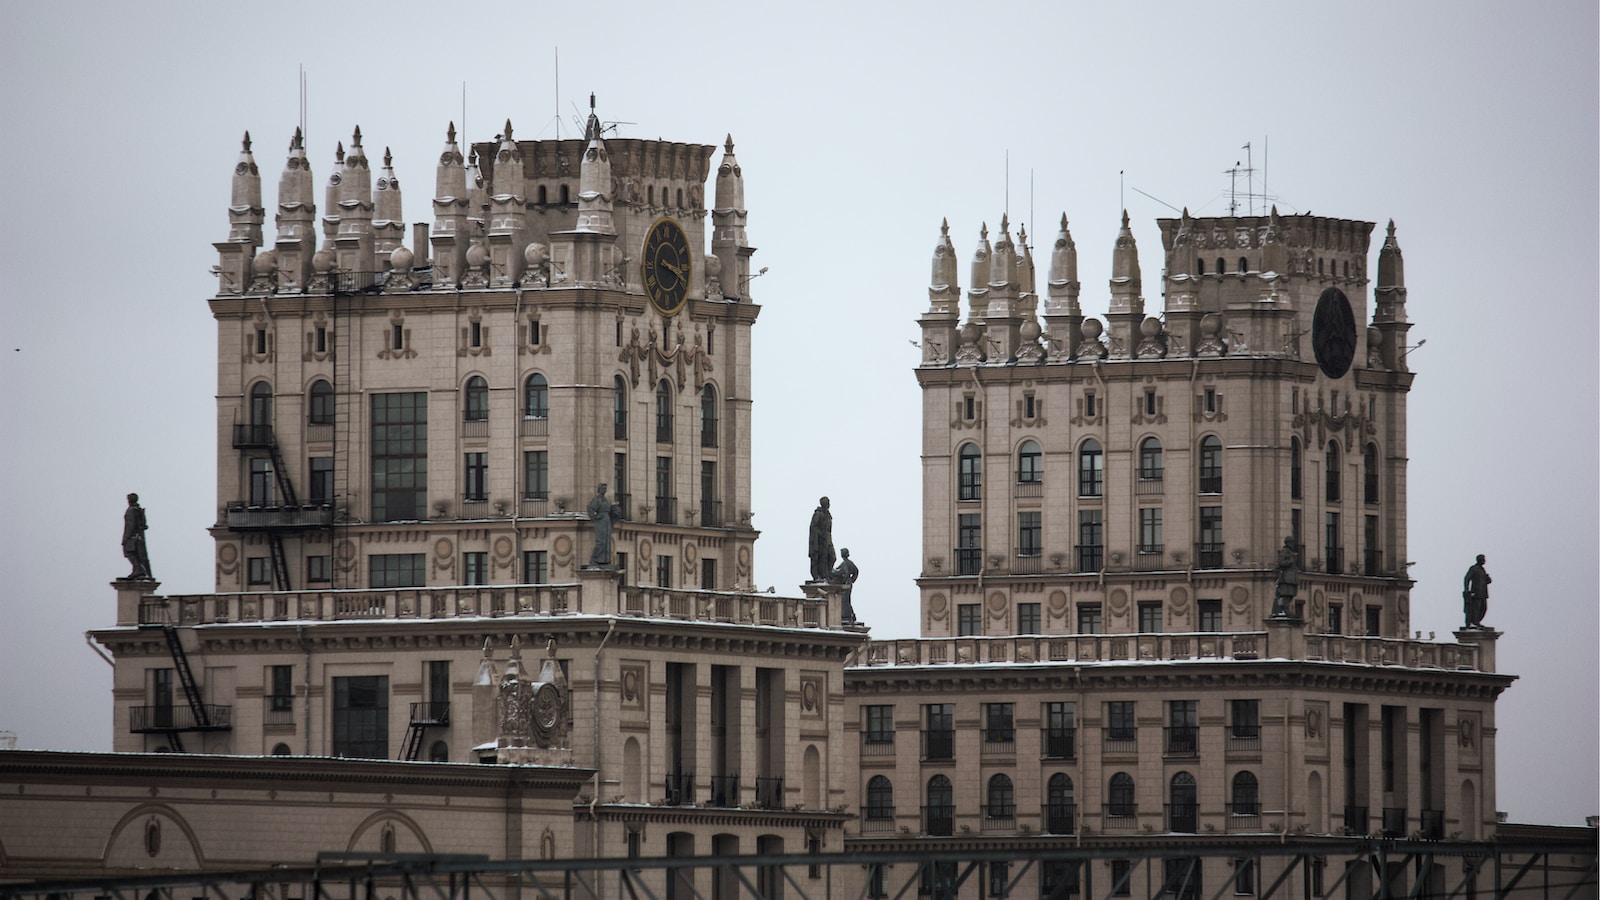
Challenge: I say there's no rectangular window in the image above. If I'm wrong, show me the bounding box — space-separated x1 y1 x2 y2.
1327 603 1343 634
865 704 895 743
315 325 328 354
1084 391 1097 418
255 328 268 355
524 550 548 584
957 603 981 636
269 665 293 711
700 557 717 591
371 392 427 522
984 703 1015 743
1364 515 1380 576
1366 605 1382 637
707 327 715 355
427 660 450 706
924 703 955 760
1077 604 1103 634
1077 510 1103 572
613 452 628 507
524 450 549 501
1291 508 1303 566
368 553 424 588
1168 699 1197 754
464 551 487 585
1111 860 1133 896
963 395 976 420
1234 860 1254 895
1024 392 1036 419
959 448 982 500
1198 599 1222 632
957 513 982 575
1107 700 1136 740
1325 512 1341 574
1144 389 1157 416
332 675 388 758
1045 701 1075 759
1231 700 1260 739
655 456 674 525
1198 506 1223 567
392 323 404 350
656 554 673 588
309 457 333 505
700 460 718 526
529 319 541 347
1205 388 1217 413
1017 511 1041 557
469 320 482 347
307 555 331 584
1139 507 1163 553
247 556 272 585
1078 445 1103 497
1017 602 1041 635
989 861 1010 897
464 452 488 502
151 668 174 722
249 457 274 506
1138 602 1162 634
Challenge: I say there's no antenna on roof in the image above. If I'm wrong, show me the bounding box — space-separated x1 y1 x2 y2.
1004 149 1009 221
298 64 306 145
554 47 559 141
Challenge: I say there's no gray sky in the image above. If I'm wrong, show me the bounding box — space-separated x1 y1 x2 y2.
1 1 1594 825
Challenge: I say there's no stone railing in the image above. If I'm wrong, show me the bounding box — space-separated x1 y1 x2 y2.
848 630 1489 673
122 583 842 631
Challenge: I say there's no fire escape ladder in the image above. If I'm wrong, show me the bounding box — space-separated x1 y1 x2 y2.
266 438 299 507
401 722 427 761
269 533 292 591
162 624 211 729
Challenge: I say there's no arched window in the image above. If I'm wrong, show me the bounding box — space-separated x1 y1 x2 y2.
536 185 547 205
926 775 954 836
1078 438 1103 497
270 742 291 756
1108 772 1136 817
1325 440 1341 502
1239 256 1249 274
559 184 570 205
308 379 333 426
1196 258 1205 276
958 443 982 500
464 376 488 422
613 375 628 440
429 740 449 762
1290 437 1303 499
1216 257 1225 275
655 379 674 443
700 385 718 448
1364 443 1379 504
1046 773 1075 834
1169 771 1198 832
1017 440 1042 484
1231 771 1260 816
866 775 894 820
1139 437 1164 481
986 774 1015 819
1199 435 1223 493
249 381 273 426
523 373 548 419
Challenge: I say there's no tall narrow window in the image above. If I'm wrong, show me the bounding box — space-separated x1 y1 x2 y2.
1016 440 1042 484
957 603 981 636
1199 435 1223 493
1108 772 1136 817
464 376 489 422
392 323 405 350
1018 602 1041 634
1290 437 1303 499
655 456 675 525
464 452 487 502
249 381 274 432
1077 510 1103 572
958 443 982 500
1198 599 1222 632
1364 515 1380 576
1198 506 1223 567
1139 507 1163 555
614 376 628 440
985 774 1015 819
1078 439 1103 497
700 461 719 527
469 320 482 348
1326 440 1342 502
613 452 628 514
308 379 334 425
866 776 894 820
1139 437 1164 480
1109 704 1142 742
524 451 549 501
1077 604 1103 634
700 385 718 448
1364 443 1379 504
655 380 674 443
957 514 982 575
925 775 954 835
249 457 274 506
1017 511 1041 558
1084 391 1097 418
1231 772 1260 816
309 457 333 505
524 550 549 584
656 554 673 588
463 551 487 585
371 392 427 522
1325 512 1341 574
1139 602 1163 634
332 675 389 759
524 373 548 419
1169 772 1198 832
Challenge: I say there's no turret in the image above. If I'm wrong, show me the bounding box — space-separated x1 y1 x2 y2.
1041 213 1082 358
967 223 992 319
1105 210 1144 358
373 146 405 259
711 134 755 299
334 127 376 280
574 99 615 235
431 122 468 288
919 219 961 365
984 215 1021 361
214 132 262 295
486 119 527 287
1015 225 1044 362
320 141 344 253
272 128 316 292
1371 219 1411 370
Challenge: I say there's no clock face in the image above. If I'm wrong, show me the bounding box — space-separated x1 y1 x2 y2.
642 218 692 316
1312 287 1357 379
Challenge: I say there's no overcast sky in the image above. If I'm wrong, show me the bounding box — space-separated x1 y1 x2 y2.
1 1 1594 825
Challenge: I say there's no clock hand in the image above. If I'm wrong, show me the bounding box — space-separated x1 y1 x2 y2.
662 261 685 277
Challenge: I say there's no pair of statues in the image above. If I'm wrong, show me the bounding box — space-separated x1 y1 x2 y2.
810 496 860 625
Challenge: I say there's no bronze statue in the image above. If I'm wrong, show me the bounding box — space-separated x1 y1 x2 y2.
585 483 622 568
1269 536 1297 618
1462 554 1491 628
831 547 860 625
122 493 153 580
808 496 835 582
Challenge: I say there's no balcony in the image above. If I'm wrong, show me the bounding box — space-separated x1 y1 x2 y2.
1343 805 1369 835
1324 547 1345 574
130 704 233 733
980 731 1015 758
232 423 276 449
1135 476 1164 496
1198 473 1222 494
264 695 294 726
755 775 784 809
1102 729 1137 755
1166 802 1198 834
520 415 548 437
860 809 896 834
1195 542 1225 569
700 500 723 528
655 496 677 526
1042 727 1076 760
1101 805 1138 832
922 805 955 836
461 418 489 438
709 774 740 807
1076 545 1104 573
1163 725 1198 758
1044 802 1076 835
1420 808 1445 840
225 503 333 531
1014 481 1043 499
408 701 449 726
1226 803 1262 832
1382 806 1407 838
1226 727 1261 754
982 805 1016 832
664 771 695 806
1364 548 1383 577
1135 547 1165 571
955 547 982 576
1013 551 1042 575
861 734 897 758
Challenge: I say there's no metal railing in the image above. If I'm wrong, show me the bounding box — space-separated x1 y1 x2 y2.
264 696 294 726
982 806 1016 831
224 503 333 530
664 771 694 806
1101 804 1138 831
1163 725 1198 757
1076 545 1103 573
1102 729 1137 754
922 806 954 836
1166 803 1198 834
922 730 954 761
755 775 784 809
1135 547 1165 571
520 416 548 437
130 705 233 733
700 500 723 528
1196 542 1225 568
232 424 275 448
1042 727 1076 760
1014 481 1043 499
1199 473 1222 494
655 497 677 525
408 701 450 726
979 731 1015 757
861 735 897 757
709 774 739 807
1044 802 1076 835
955 547 982 575
859 808 896 833
1013 551 1042 574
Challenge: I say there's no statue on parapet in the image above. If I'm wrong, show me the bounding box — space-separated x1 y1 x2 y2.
585 483 623 568
808 496 835 582
1462 554 1491 628
122 493 153 580
830 547 860 626
1269 536 1298 619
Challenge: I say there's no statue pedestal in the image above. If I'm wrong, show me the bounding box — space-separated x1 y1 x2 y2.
1265 615 1306 660
497 742 575 767
577 566 621 615
112 578 161 627
1453 628 1501 673
799 581 843 628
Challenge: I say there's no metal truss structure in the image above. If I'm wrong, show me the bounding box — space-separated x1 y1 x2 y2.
3 837 1594 900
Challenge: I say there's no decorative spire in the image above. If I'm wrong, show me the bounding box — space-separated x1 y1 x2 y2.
711 132 752 297
227 130 263 246
274 124 316 244
373 146 404 255
929 217 960 297
1377 219 1404 290
969 223 992 297
1111 209 1141 294
989 214 1017 293
574 98 614 234
1017 223 1035 296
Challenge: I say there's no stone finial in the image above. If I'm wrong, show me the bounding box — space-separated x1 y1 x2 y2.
227 129 264 246
351 125 363 148
724 133 734 153
335 141 345 164
1111 208 1141 293
929 217 960 303
447 121 456 144
1377 219 1404 290
969 223 992 298
575 100 615 233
